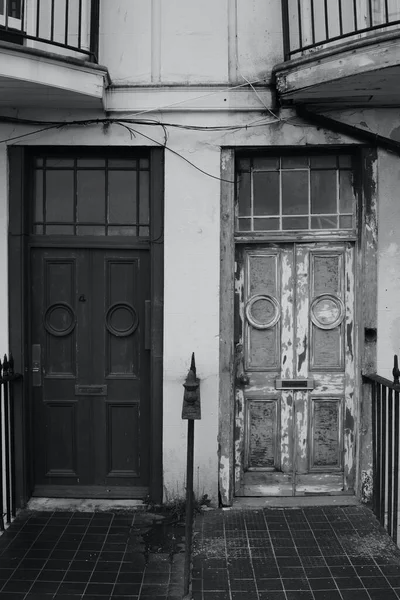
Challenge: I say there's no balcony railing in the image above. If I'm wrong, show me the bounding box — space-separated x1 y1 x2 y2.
0 0 99 62
363 355 400 545
282 0 400 60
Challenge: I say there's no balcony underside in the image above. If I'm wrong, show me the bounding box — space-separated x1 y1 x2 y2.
274 31 400 109
0 43 108 110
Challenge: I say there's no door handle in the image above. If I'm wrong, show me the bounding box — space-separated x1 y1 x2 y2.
32 344 42 387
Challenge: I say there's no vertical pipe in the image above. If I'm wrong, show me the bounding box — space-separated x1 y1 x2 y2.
388 388 393 538
393 390 399 544
4 379 10 525
381 384 387 528
183 419 194 598
376 382 382 522
89 0 100 62
281 0 291 59
384 0 389 24
64 0 69 46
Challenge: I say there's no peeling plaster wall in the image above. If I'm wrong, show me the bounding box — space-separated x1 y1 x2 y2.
329 109 400 380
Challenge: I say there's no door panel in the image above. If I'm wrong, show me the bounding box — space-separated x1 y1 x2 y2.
31 248 150 497
235 242 355 497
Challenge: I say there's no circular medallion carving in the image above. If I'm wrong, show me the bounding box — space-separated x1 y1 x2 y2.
245 294 281 330
310 294 345 330
106 302 138 337
44 302 76 337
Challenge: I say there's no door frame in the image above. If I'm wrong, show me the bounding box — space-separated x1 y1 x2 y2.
218 146 378 506
8 146 164 507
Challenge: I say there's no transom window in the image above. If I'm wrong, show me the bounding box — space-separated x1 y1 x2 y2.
236 153 357 233
32 155 150 237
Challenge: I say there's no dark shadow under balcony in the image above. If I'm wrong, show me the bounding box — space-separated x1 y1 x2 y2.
0 0 108 110
274 0 400 108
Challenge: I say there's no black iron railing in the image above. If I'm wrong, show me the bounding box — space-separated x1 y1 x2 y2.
282 0 400 60
363 355 400 543
0 0 99 61
0 354 22 530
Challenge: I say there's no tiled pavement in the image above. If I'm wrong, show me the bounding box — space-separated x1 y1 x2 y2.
0 510 184 600
192 505 400 600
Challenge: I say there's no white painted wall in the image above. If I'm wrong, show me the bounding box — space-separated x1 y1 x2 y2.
99 0 283 84
0 109 375 505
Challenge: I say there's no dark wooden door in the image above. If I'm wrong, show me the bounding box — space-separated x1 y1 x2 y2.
31 248 150 498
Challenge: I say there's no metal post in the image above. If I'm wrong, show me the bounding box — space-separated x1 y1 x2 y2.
184 419 194 597
182 353 201 599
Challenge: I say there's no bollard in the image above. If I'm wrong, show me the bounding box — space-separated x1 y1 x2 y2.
182 353 201 598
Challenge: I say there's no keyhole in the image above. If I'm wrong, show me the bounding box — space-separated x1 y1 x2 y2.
79 295 86 302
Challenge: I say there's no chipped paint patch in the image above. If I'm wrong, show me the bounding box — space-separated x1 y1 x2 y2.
361 469 373 504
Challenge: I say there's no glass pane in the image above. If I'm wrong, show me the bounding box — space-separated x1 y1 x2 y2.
139 226 150 237
238 218 251 231
254 172 279 216
281 156 308 168
339 215 353 229
45 171 74 222
34 170 43 223
77 170 105 223
139 171 150 225
311 216 338 229
311 170 337 214
238 158 250 172
254 218 280 231
238 172 251 217
108 159 136 169
46 159 74 168
282 217 308 230
46 225 74 235
108 226 137 236
252 157 279 171
310 155 337 168
282 171 308 215
108 171 137 225
339 155 352 168
76 225 105 235
339 170 355 213
77 159 105 168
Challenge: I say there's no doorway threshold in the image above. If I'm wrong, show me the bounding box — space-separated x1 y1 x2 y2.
232 495 361 509
27 497 147 512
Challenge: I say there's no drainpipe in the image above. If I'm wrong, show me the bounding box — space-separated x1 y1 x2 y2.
296 106 400 156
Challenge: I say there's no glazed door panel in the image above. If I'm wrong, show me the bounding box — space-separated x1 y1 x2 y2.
31 248 150 497
234 242 355 496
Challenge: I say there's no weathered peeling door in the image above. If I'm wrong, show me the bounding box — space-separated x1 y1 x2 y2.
31 248 150 498
234 242 355 496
